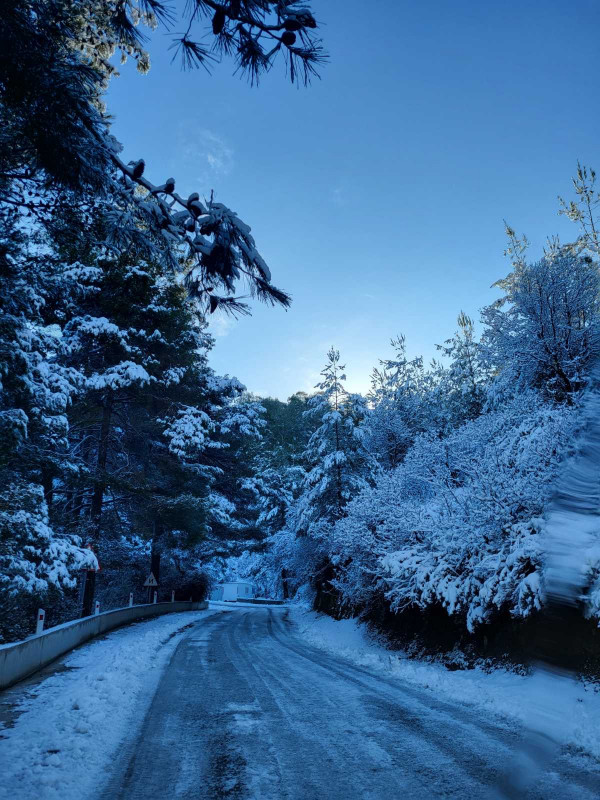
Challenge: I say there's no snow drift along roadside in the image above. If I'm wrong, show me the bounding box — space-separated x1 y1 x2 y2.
290 607 600 761
0 608 223 800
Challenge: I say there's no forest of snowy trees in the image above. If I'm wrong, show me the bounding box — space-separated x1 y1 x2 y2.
2 0 600 668
233 168 600 661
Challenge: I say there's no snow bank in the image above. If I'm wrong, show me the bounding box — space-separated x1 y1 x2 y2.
291 608 600 761
209 599 286 609
0 609 221 800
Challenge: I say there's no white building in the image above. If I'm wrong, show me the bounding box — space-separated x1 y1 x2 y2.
210 581 256 602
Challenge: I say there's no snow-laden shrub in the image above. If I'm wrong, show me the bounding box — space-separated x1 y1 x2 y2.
331 391 579 631
266 524 331 599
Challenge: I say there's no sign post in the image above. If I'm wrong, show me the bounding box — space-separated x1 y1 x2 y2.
143 572 158 604
129 592 134 607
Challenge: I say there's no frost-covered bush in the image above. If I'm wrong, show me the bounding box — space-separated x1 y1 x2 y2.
331 392 579 631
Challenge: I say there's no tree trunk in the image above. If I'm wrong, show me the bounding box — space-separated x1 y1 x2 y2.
71 433 90 521
151 518 164 584
281 568 289 600
90 394 113 530
41 469 54 510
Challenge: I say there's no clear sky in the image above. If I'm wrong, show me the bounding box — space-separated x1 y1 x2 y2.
106 0 600 400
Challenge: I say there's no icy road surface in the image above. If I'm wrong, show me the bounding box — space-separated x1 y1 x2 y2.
102 607 599 800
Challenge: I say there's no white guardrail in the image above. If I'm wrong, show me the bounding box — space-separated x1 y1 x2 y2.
0 600 208 690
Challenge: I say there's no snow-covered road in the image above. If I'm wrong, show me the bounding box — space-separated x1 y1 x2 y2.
100 607 600 799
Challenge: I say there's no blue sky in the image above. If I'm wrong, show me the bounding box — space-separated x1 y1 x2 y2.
107 0 600 399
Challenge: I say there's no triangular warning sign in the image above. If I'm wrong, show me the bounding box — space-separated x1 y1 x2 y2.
143 572 158 587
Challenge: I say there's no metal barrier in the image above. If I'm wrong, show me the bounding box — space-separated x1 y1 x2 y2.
0 600 208 690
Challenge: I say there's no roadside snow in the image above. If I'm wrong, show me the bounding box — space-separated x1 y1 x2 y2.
290 607 600 761
0 608 223 800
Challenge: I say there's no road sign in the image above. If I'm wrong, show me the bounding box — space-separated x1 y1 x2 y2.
143 572 158 588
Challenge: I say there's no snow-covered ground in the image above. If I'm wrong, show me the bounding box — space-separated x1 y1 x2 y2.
209 599 287 609
290 607 600 762
0 608 224 800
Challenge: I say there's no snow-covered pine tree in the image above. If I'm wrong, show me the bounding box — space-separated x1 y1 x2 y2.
241 462 305 538
295 349 376 531
234 393 312 599
239 394 312 539
0 215 95 640
148 381 267 596
55 247 273 607
434 311 485 425
366 336 427 469
202 389 268 543
1 0 323 321
285 348 377 611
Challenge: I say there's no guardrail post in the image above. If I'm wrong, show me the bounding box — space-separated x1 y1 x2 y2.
94 601 100 615
36 609 45 635
153 591 157 604
171 590 175 602
129 592 133 607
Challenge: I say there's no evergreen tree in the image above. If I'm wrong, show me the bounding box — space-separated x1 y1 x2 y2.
54 249 272 606
294 349 375 533
1 0 323 319
0 215 95 639
435 311 485 425
239 393 312 538
366 336 426 469
236 393 313 598
283 349 377 611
